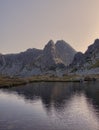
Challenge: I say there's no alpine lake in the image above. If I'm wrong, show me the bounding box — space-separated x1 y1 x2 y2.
0 81 99 130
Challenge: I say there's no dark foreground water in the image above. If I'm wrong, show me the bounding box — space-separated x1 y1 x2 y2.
0 82 99 130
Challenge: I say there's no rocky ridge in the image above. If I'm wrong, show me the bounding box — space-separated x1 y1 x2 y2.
0 40 76 77
70 39 99 75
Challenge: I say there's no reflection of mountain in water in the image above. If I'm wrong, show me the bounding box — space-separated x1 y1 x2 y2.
2 82 99 111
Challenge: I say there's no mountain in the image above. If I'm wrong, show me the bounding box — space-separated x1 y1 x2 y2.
34 40 64 71
0 40 76 77
0 48 43 76
55 40 76 65
70 39 99 74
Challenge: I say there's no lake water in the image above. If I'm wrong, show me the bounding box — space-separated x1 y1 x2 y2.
0 82 99 130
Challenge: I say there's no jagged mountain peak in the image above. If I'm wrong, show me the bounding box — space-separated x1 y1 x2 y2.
45 40 54 47
43 40 56 54
92 39 99 48
70 39 99 74
56 40 70 47
94 39 99 44
85 39 99 55
88 39 99 49
55 40 76 52
55 40 76 66
0 39 77 77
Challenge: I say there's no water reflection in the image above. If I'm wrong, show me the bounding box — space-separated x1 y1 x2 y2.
0 81 99 130
1 82 99 111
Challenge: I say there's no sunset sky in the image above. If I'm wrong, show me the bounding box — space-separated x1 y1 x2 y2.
0 0 99 54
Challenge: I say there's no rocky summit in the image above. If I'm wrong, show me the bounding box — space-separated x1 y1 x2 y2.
70 39 99 75
0 40 76 77
0 39 99 77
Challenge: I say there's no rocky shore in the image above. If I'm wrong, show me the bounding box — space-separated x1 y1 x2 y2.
0 74 98 88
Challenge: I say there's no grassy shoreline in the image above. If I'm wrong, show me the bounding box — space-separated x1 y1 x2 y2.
0 74 99 88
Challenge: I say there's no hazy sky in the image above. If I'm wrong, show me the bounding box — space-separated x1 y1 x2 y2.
0 0 99 54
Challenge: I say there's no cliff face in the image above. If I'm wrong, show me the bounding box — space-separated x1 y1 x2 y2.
0 40 76 77
70 39 99 74
55 40 76 66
